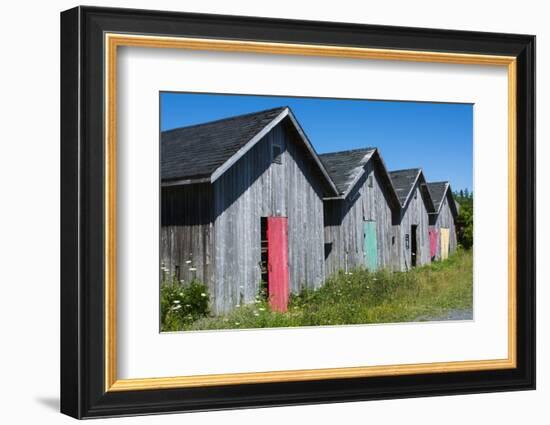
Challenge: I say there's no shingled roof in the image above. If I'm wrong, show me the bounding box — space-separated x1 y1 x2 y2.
426 182 448 211
161 107 338 194
389 168 435 211
319 148 401 209
389 168 421 205
427 181 459 217
161 107 287 182
318 148 376 195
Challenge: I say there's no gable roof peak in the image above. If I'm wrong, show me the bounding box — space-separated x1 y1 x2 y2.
318 148 377 196
161 107 290 182
389 168 435 210
426 181 459 217
161 106 339 195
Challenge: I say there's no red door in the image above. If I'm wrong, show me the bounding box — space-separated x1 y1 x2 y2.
267 217 289 312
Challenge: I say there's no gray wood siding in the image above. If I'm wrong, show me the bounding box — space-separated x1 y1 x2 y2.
429 191 458 260
160 184 214 292
212 122 326 314
324 161 399 275
396 182 431 271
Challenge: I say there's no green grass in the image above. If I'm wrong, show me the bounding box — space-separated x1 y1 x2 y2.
161 279 210 332
163 249 473 332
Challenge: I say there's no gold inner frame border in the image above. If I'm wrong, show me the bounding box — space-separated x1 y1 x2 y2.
104 33 517 392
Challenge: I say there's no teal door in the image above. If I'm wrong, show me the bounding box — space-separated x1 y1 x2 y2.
363 221 378 271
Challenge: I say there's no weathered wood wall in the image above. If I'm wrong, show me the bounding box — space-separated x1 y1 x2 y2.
211 120 327 314
324 161 399 275
429 191 458 260
395 182 431 271
160 184 214 293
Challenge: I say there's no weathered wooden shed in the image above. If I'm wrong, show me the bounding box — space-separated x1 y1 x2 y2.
389 169 435 271
426 182 459 260
161 107 339 314
319 148 402 274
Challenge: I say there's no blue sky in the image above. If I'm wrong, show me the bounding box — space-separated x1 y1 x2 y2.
160 92 473 191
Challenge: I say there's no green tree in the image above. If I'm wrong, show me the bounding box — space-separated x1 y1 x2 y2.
454 190 473 249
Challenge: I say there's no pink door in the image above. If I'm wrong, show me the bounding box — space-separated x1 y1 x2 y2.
267 217 289 312
429 228 439 260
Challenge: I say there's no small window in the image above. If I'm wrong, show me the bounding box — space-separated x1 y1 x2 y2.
272 144 282 164
391 236 395 245
367 175 373 188
414 190 418 200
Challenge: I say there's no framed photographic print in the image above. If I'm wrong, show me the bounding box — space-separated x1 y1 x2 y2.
60 6 535 419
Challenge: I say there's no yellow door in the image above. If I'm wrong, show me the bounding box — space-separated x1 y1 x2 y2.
440 228 450 260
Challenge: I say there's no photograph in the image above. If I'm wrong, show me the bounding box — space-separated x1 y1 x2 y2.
159 93 474 332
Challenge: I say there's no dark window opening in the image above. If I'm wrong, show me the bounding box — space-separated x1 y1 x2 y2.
411 225 418 267
260 217 269 296
272 144 282 164
368 174 373 188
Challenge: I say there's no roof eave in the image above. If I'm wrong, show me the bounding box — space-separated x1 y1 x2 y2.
336 150 376 199
322 149 401 210
372 150 402 211
401 169 422 208
399 170 436 212
161 176 211 186
285 111 340 196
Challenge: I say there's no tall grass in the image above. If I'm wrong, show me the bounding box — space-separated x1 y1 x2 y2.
164 249 473 331
160 277 210 332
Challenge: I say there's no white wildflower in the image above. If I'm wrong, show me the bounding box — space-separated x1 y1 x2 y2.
253 312 260 317
259 307 265 311
172 300 180 304
171 305 181 311
200 293 206 297
235 322 240 326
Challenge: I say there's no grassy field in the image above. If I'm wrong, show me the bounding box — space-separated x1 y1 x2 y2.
161 248 473 332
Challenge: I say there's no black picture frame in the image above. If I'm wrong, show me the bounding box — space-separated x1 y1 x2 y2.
61 5 535 419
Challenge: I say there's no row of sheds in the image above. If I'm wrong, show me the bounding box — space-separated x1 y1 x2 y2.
161 106 460 314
